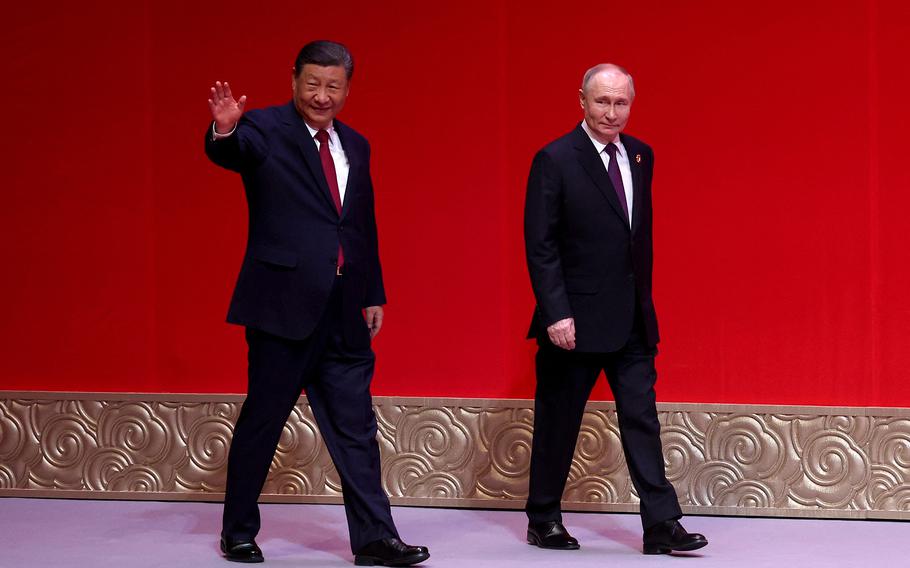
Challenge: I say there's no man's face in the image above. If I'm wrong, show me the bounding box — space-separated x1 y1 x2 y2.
292 64 350 129
579 71 633 144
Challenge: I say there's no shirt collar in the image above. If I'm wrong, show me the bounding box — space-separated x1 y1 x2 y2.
581 121 625 158
304 120 336 142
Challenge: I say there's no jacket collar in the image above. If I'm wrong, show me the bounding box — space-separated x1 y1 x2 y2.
280 102 358 219
571 123 631 230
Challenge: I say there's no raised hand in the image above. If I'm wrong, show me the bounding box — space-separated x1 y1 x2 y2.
208 81 247 134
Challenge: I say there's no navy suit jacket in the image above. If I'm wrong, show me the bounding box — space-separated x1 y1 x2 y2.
205 102 385 342
524 124 659 353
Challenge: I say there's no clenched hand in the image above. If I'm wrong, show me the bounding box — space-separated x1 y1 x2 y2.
364 306 384 339
547 317 576 350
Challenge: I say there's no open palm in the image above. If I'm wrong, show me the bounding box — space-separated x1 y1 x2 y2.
207 81 247 132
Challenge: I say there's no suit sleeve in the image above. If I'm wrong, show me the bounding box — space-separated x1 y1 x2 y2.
203 114 270 173
524 149 571 327
362 142 387 307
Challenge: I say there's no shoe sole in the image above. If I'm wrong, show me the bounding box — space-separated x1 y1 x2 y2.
643 539 708 555
353 551 430 566
526 532 580 550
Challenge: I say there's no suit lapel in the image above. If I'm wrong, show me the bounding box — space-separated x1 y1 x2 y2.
280 102 340 214
573 125 630 229
623 134 644 235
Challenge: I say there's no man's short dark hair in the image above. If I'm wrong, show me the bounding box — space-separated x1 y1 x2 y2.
294 40 354 79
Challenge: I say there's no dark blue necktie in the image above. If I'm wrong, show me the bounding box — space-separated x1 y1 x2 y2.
604 143 629 221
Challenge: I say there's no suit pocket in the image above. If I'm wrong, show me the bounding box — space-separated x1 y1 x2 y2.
250 244 298 268
565 274 601 295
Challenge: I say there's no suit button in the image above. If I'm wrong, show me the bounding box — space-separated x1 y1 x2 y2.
338 225 344 232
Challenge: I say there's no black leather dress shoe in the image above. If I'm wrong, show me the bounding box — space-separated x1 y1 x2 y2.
354 537 430 566
643 519 708 554
220 537 264 563
527 521 580 550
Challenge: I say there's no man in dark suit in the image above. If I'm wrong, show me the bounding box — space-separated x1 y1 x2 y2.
523 63 708 555
204 40 429 566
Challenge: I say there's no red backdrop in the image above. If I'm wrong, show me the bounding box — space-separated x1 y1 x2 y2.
2 1 909 406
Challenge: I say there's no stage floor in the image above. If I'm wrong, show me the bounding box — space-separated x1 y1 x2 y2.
0 497 905 567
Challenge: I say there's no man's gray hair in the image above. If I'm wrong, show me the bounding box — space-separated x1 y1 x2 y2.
581 63 635 99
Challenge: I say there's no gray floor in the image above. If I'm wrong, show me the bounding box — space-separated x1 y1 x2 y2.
0 498 906 567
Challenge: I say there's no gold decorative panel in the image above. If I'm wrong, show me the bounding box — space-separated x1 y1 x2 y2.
1 392 908 519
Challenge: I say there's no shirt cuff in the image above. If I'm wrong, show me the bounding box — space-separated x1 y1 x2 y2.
211 122 237 140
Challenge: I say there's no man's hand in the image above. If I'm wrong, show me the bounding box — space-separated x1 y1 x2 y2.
364 306 384 339
207 81 247 134
547 317 576 350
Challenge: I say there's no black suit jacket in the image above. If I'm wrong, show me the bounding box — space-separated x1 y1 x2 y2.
524 124 659 353
205 102 385 342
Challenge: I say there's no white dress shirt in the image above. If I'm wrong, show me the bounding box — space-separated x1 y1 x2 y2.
581 121 633 227
305 121 350 204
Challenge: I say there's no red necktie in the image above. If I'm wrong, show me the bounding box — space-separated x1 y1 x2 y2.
315 129 344 269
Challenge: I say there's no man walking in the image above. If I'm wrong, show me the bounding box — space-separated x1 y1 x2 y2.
523 63 708 555
205 40 429 566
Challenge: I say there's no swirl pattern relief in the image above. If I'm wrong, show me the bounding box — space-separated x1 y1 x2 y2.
0 394 908 518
